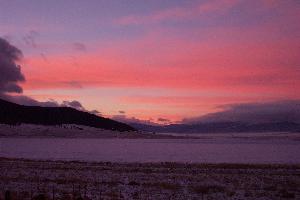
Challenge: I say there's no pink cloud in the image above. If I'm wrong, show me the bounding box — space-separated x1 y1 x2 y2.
15 0 299 121
21 22 300 98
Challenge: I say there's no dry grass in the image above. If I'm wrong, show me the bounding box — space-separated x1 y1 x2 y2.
0 158 299 199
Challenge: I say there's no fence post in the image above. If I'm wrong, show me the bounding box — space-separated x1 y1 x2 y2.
5 190 11 200
78 185 81 198
52 185 55 200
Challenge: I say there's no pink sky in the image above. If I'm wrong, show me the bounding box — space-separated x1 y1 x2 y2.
1 0 299 123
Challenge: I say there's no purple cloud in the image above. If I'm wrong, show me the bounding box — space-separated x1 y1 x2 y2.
72 42 87 52
182 100 300 124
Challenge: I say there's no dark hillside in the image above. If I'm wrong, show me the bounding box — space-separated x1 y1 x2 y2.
0 99 135 132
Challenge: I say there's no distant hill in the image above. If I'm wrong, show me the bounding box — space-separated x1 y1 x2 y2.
0 99 135 132
130 121 300 133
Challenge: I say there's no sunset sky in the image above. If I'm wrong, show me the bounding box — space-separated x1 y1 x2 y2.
1 0 299 124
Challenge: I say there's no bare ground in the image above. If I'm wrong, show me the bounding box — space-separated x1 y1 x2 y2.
0 158 299 200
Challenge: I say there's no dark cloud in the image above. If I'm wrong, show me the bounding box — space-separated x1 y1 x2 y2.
2 94 99 115
2 35 13 42
61 81 82 88
0 37 25 94
72 42 87 52
0 37 98 114
119 110 126 114
90 110 101 116
157 118 170 122
112 115 171 125
157 118 169 122
62 100 84 110
182 100 300 124
112 115 158 126
40 53 48 62
1 92 100 114
23 30 39 48
62 100 101 115
0 93 60 107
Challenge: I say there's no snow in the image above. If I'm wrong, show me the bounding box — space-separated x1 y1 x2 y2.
0 133 299 164
0 124 299 199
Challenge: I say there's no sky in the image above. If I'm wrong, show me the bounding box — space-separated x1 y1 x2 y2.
0 0 299 124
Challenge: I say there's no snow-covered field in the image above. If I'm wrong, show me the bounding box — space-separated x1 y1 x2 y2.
0 134 300 164
0 124 189 139
0 158 299 200
1 124 299 164
1 124 300 199
0 124 141 138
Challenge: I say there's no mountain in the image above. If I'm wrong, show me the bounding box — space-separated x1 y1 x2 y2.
0 99 135 132
130 121 300 133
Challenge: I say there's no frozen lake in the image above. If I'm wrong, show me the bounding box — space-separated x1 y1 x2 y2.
1 135 300 164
